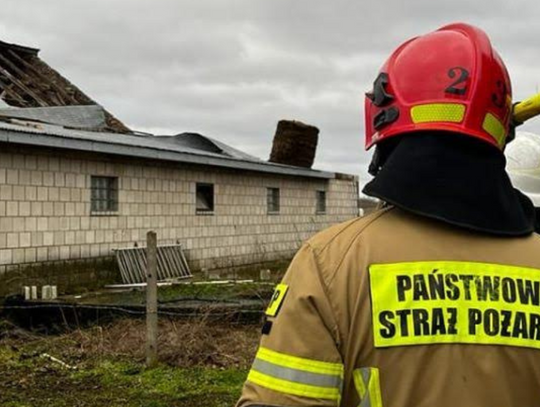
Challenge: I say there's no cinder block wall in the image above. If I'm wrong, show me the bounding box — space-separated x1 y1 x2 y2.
0 146 359 294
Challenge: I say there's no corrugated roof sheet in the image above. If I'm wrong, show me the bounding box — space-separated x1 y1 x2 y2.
0 105 107 130
0 118 334 179
159 132 262 162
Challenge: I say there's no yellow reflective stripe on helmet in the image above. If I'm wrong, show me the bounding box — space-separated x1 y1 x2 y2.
353 368 383 407
410 103 466 124
482 113 506 146
248 370 341 400
256 347 343 376
247 347 344 401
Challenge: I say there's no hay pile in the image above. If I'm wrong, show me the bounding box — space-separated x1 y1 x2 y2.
269 120 319 168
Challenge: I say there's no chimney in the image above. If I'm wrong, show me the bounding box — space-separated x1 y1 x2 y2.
269 120 319 168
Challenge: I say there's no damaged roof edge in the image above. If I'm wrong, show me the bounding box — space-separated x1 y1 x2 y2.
0 40 39 55
0 129 336 179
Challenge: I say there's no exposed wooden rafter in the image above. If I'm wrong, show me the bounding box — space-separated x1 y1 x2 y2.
0 66 47 106
7 50 73 105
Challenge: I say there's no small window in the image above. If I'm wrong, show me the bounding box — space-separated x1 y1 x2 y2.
196 183 214 213
91 176 118 213
316 190 326 214
267 187 280 214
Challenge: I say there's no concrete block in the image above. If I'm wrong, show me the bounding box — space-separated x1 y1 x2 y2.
0 185 12 201
19 202 30 216
6 233 18 248
30 171 42 186
260 269 272 281
42 285 52 300
24 218 37 232
31 202 43 216
6 169 18 184
13 186 24 200
54 173 65 187
43 172 54 186
43 202 54 216
0 249 12 265
24 248 36 262
37 247 48 262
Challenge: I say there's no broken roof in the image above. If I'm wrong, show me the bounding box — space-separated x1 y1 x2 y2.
0 108 335 179
0 40 130 133
0 105 107 130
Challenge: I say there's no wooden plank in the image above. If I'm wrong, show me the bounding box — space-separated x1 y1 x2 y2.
0 54 48 106
0 77 27 105
146 231 158 368
7 50 72 105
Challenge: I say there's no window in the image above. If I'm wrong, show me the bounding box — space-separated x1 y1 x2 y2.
316 190 326 214
196 183 214 213
91 176 118 213
267 187 280 214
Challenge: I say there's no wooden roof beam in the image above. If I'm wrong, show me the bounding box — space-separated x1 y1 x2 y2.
0 78 28 106
7 50 74 105
0 53 50 106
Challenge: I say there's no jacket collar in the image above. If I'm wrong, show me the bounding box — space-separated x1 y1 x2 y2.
363 132 536 236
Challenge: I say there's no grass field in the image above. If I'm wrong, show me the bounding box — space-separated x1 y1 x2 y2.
0 317 261 407
68 281 276 305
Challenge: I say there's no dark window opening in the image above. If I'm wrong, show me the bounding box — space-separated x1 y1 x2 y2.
316 190 326 214
196 183 214 213
267 187 280 214
91 176 118 213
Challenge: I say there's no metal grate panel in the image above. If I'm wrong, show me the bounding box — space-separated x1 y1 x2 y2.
114 244 192 284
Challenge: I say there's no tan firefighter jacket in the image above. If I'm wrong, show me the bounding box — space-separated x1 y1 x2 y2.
237 206 540 407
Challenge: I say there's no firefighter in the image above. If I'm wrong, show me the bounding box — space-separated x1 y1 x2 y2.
236 23 540 407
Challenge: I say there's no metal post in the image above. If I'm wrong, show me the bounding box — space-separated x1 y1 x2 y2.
146 231 158 367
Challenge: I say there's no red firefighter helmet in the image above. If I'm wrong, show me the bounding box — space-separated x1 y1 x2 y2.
365 23 513 150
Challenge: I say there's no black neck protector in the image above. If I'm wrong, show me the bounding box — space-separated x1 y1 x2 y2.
363 132 536 236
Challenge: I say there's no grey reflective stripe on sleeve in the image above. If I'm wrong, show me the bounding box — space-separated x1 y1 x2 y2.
353 367 383 407
251 358 343 389
361 368 371 387
360 392 371 407
360 368 372 407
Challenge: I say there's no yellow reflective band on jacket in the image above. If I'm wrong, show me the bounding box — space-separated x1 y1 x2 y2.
353 367 383 407
370 261 540 349
247 347 343 401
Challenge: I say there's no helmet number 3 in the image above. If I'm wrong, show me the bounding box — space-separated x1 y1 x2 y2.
445 67 469 96
492 80 507 109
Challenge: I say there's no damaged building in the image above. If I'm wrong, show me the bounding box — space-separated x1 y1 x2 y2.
0 40 359 296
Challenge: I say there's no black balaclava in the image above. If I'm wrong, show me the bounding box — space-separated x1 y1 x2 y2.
363 131 536 236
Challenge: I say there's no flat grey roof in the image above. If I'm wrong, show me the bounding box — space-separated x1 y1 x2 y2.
0 113 336 179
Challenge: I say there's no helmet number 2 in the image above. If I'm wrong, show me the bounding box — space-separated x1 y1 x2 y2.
445 67 469 96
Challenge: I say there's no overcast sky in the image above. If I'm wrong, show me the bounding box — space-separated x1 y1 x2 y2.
1 0 540 182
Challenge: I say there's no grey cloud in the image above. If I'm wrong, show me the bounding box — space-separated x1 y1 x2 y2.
1 0 540 184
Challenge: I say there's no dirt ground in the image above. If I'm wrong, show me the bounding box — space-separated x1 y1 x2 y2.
0 317 261 407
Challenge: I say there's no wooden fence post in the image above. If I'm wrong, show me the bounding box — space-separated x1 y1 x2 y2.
146 231 158 367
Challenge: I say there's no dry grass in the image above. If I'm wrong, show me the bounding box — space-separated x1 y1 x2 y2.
1 316 260 369
0 307 261 406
